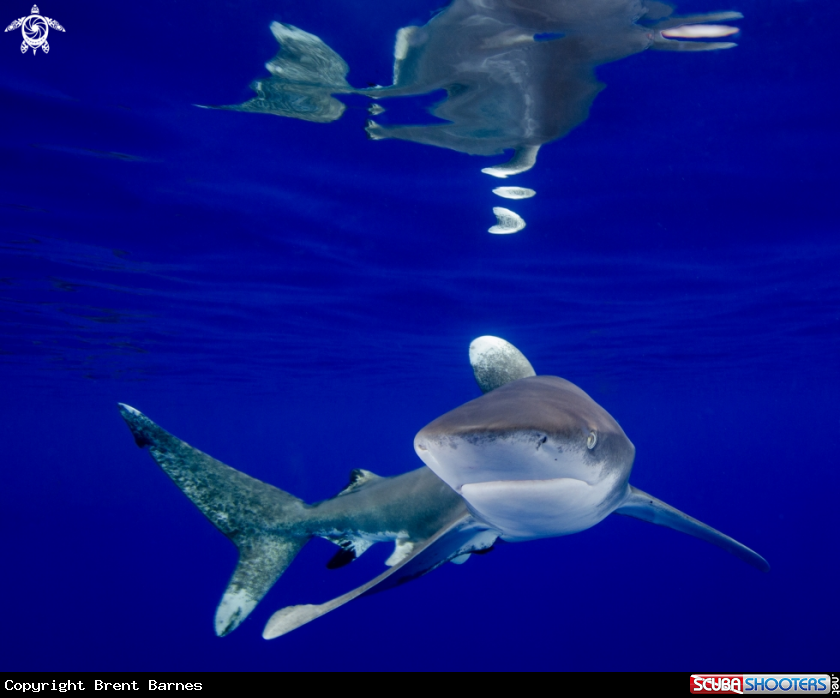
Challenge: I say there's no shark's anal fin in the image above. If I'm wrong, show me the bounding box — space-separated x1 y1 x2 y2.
263 515 497 639
117 404 312 636
614 485 769 572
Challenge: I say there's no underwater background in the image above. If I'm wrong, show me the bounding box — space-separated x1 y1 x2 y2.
1 0 838 672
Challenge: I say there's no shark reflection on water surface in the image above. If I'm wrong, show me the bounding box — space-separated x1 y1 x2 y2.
208 0 742 176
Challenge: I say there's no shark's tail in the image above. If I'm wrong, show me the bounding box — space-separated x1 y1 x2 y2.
118 404 312 636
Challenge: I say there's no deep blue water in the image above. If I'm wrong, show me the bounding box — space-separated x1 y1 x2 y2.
1 0 838 672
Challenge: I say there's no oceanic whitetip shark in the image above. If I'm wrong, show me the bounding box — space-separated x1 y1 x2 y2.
206 0 743 176
119 336 768 639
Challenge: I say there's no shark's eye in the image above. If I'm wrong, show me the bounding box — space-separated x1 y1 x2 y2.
586 430 598 450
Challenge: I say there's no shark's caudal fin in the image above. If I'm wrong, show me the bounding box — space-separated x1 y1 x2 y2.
118 404 312 636
614 485 769 572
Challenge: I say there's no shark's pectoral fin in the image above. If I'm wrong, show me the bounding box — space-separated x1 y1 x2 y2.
262 515 497 639
118 404 313 635
614 485 769 572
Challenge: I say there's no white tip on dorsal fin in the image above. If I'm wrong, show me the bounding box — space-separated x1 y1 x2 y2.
469 336 536 393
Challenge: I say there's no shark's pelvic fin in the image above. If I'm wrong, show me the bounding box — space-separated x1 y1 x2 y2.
118 404 312 636
614 485 769 572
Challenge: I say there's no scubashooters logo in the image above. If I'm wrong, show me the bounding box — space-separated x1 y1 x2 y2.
4 5 65 54
690 675 835 695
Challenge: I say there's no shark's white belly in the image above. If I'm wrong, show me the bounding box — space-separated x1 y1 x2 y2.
461 475 625 542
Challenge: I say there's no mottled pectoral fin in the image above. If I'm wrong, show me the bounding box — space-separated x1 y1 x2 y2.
614 485 769 572
262 515 495 639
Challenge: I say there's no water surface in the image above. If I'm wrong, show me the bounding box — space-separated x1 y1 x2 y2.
1 0 838 671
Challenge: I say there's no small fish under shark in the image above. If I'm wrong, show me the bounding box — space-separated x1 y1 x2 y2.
119 336 768 639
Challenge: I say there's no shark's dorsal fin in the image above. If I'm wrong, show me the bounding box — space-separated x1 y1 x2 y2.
614 485 769 572
263 514 497 639
469 336 536 393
